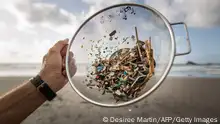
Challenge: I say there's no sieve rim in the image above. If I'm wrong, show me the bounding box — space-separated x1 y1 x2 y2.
66 3 176 107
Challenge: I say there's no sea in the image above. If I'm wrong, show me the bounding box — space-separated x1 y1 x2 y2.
0 63 220 78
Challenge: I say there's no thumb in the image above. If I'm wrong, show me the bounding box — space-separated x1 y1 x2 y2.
54 39 69 52
61 45 68 57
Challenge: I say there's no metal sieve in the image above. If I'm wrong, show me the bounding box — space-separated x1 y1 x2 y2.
66 3 191 107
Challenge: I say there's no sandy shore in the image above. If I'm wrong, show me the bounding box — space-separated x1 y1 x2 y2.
1 76 220 124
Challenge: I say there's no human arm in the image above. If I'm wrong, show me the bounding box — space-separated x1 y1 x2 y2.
0 80 47 124
0 39 76 124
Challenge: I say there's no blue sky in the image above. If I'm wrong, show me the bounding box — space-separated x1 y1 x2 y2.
173 26 220 64
0 0 219 64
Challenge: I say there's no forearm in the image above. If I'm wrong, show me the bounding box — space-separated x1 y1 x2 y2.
0 80 46 124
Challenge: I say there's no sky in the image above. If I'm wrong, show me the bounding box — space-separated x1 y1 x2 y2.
0 0 219 64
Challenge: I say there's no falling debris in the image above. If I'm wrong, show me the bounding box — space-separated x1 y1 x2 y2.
122 37 129 44
87 27 156 102
109 30 117 37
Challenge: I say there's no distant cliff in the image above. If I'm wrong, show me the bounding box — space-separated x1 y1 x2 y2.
186 61 198 65
184 61 220 65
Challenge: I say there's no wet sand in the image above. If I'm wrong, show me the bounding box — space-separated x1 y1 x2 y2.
1 76 220 124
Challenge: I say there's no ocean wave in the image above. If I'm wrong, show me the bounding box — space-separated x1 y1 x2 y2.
0 64 220 77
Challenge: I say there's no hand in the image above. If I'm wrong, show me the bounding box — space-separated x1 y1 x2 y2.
39 39 77 92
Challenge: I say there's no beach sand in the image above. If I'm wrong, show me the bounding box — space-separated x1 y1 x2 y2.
1 76 220 124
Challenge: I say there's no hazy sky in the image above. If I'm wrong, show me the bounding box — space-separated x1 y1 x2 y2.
0 0 219 64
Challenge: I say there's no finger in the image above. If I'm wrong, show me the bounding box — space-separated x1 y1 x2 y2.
62 54 74 70
69 57 76 66
63 57 75 70
69 58 77 77
71 65 77 77
69 66 77 77
53 39 69 52
62 56 66 68
62 70 67 77
68 52 74 64
61 45 68 57
63 52 74 64
69 52 74 58
64 58 74 70
62 55 73 69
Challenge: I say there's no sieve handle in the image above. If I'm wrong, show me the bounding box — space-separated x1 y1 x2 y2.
171 22 192 56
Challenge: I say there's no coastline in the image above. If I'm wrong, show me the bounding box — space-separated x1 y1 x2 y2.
0 76 220 123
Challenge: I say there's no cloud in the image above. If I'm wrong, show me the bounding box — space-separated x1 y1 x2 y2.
0 0 79 63
81 0 132 18
16 0 72 25
0 0 219 63
145 0 220 28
